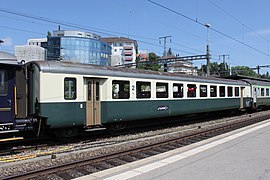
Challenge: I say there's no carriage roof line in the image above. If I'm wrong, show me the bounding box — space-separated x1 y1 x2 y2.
29 60 247 85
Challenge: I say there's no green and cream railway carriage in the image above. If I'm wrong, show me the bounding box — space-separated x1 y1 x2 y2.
239 78 270 108
27 61 252 136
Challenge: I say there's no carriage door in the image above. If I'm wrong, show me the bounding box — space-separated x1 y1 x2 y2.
253 87 257 104
0 69 15 124
86 79 101 127
240 87 244 109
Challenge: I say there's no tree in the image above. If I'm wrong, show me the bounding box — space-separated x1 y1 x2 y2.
218 62 230 76
199 63 258 77
137 52 161 71
231 66 258 77
198 62 230 76
261 71 270 79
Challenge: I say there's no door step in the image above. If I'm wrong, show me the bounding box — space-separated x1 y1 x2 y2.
84 127 106 132
0 129 19 134
0 123 13 126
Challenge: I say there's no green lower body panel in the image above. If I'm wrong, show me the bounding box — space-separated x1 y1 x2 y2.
39 98 252 128
256 98 270 106
101 98 252 123
39 102 85 128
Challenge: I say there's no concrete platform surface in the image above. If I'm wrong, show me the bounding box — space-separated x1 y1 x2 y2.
76 119 270 180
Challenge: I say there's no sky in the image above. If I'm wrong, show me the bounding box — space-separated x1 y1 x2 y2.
1 0 270 73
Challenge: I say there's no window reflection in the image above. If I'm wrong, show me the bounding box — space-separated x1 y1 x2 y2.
0 70 8 96
48 36 111 65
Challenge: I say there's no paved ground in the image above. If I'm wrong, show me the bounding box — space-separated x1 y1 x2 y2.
77 119 270 180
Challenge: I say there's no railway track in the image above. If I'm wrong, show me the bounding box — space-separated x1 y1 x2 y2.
0 111 227 158
2 111 270 180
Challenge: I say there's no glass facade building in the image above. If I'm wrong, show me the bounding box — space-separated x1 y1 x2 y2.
47 33 111 66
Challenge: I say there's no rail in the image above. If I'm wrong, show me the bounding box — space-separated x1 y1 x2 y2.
3 112 270 180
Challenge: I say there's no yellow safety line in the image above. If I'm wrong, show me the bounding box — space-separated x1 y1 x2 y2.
0 146 74 163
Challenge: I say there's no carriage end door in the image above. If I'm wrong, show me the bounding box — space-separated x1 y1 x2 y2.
0 69 15 124
86 79 101 127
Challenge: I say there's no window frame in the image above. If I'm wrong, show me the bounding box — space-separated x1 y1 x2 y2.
219 86 226 97
210 85 217 97
227 86 233 97
136 81 151 99
64 77 77 100
173 83 183 98
0 70 8 96
266 88 269 96
261 88 265 97
235 87 240 97
87 81 91 101
200 85 207 97
187 84 197 98
112 80 130 99
156 82 168 98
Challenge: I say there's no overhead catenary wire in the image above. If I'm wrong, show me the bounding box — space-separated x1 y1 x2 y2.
207 0 269 43
0 25 45 36
147 0 270 58
0 7 205 56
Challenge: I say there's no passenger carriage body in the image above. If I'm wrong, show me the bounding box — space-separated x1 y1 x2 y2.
29 61 252 131
1 59 261 138
237 78 270 108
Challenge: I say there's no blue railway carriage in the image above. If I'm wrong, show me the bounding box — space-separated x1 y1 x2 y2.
0 52 30 140
24 61 251 136
0 63 19 133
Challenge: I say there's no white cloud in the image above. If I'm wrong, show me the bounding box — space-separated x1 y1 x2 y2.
1 37 12 46
249 28 270 36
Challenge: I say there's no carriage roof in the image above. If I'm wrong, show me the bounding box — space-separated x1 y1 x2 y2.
30 60 247 86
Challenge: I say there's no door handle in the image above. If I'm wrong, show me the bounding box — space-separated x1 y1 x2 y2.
7 100 11 106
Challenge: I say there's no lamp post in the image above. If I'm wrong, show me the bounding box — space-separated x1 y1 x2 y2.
204 23 211 76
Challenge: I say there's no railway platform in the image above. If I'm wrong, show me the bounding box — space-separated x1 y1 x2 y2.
76 119 270 180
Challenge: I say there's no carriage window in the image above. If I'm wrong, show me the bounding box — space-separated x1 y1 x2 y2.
187 84 196 97
0 70 8 96
227 86 233 97
219 86 225 97
96 82 100 101
112 80 130 99
200 85 207 97
173 83 183 98
235 87 240 97
266 88 269 96
257 88 260 96
88 82 91 100
156 83 168 98
210 86 217 97
136 81 151 98
261 88 265 96
64 78 76 100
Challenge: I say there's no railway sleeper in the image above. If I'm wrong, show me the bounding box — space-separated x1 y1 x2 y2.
105 159 126 167
93 162 113 170
105 158 127 166
76 167 91 175
117 155 136 162
56 171 74 180
84 165 99 173
131 152 150 159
